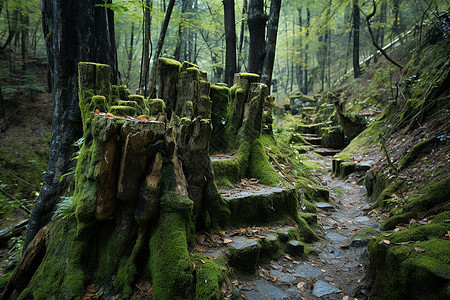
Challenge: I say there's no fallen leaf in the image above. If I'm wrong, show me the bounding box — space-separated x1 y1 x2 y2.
195 245 206 252
414 247 425 253
297 281 307 291
380 239 391 245
86 284 99 294
394 241 412 245
409 218 417 224
200 259 206 264
223 238 234 244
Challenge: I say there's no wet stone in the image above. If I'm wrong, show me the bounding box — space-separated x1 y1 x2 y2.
320 244 345 259
294 264 322 279
322 225 335 230
269 269 296 283
354 216 371 223
244 279 288 300
325 232 347 243
286 240 304 257
316 203 335 211
312 280 340 297
230 236 259 250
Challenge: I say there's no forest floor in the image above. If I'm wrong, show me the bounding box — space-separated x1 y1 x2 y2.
223 153 385 300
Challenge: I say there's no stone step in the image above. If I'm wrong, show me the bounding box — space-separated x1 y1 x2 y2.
301 133 322 145
314 148 341 156
201 225 303 272
220 185 298 227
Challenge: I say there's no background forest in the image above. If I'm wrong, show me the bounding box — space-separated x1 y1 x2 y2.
0 0 449 298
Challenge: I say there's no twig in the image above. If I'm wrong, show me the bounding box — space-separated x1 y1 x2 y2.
365 0 403 69
0 166 40 189
0 187 32 215
379 134 398 174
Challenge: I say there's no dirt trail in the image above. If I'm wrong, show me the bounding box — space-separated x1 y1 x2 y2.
235 155 385 299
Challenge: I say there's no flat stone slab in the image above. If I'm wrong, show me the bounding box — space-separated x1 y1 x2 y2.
312 280 340 297
325 232 347 243
230 236 259 250
221 186 289 199
315 149 341 156
316 203 335 211
294 264 323 278
354 216 371 223
321 244 345 258
270 269 296 283
244 280 289 300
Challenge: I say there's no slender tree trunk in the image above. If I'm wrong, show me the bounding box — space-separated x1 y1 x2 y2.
297 7 303 92
148 0 176 97
2 6 18 50
0 80 4 119
238 0 248 72
20 7 29 71
247 0 267 75
24 0 118 250
304 8 310 94
174 0 192 61
261 0 281 88
223 0 236 86
352 0 361 78
140 0 152 96
126 22 135 84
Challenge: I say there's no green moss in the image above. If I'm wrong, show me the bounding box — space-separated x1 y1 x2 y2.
399 138 434 169
127 94 145 107
301 198 317 213
193 256 226 300
109 105 136 116
369 68 390 89
369 226 450 299
239 73 260 80
287 133 309 145
405 175 450 213
91 95 108 112
296 177 329 203
297 216 319 242
148 99 165 116
210 84 231 152
382 211 417 230
0 271 13 291
248 139 282 186
212 142 250 187
432 211 450 223
298 212 318 227
113 257 137 297
159 57 182 71
148 211 194 299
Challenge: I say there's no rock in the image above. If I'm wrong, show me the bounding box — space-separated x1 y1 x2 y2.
351 228 381 247
316 203 335 211
325 232 347 243
269 269 296 283
312 280 340 297
294 264 323 279
286 240 305 257
354 216 371 223
322 244 345 258
253 279 288 299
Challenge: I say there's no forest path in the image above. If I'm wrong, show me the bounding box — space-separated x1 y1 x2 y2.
235 154 385 300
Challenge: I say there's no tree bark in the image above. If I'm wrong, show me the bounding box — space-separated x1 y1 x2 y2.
2 7 18 50
148 0 176 97
24 0 118 250
139 0 152 96
247 0 268 75
297 7 303 92
238 0 248 72
261 0 281 88
304 8 310 94
352 0 361 78
20 7 29 71
223 0 237 86
125 22 135 84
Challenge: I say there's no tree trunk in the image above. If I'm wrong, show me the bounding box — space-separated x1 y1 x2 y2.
304 8 310 94
297 7 303 92
261 0 281 88
20 7 29 71
139 0 152 96
23 0 118 250
125 22 135 84
238 0 248 72
148 0 176 97
223 0 236 86
173 0 192 62
247 0 267 75
352 0 361 78
2 7 18 50
0 80 4 119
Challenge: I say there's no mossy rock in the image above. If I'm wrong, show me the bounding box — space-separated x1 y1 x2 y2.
224 186 298 227
109 105 136 117
296 177 330 203
287 133 309 145
128 94 145 109
91 95 108 112
338 162 356 178
148 99 165 116
368 223 450 299
298 212 318 227
193 256 226 300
